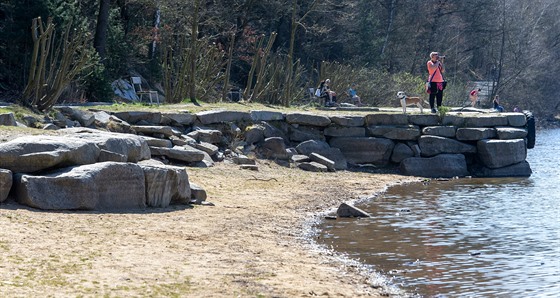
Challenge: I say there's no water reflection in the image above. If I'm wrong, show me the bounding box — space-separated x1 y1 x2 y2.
318 129 560 297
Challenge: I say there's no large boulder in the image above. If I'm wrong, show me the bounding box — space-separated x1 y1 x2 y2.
418 135 477 157
112 111 162 125
138 161 191 207
14 162 146 210
250 110 284 121
324 126 366 137
0 135 100 173
0 169 12 202
150 146 206 163
285 113 331 127
260 137 289 160
456 128 496 141
196 110 250 125
473 161 532 177
330 137 394 165
329 115 365 127
0 113 17 126
367 125 421 141
64 129 151 162
391 143 414 163
400 154 469 178
477 139 527 168
161 112 196 126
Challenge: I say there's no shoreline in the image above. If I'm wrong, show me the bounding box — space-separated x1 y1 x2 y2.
0 159 417 297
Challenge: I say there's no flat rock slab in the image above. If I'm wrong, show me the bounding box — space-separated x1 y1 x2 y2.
14 162 146 210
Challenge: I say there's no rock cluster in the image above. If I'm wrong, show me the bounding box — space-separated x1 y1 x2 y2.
0 107 534 210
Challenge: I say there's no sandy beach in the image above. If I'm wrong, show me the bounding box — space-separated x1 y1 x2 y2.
0 154 417 297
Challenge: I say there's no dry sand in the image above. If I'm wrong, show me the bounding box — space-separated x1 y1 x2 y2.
0 134 417 297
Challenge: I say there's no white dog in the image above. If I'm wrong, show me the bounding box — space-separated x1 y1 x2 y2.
396 91 424 114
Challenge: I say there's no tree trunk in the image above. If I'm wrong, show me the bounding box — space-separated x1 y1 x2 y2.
188 0 200 106
93 0 111 61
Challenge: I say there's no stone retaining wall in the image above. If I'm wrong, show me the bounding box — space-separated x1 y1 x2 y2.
0 108 534 211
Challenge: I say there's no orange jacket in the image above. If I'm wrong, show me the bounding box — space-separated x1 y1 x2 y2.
427 61 444 83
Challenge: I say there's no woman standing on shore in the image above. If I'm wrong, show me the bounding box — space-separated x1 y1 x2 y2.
427 52 445 113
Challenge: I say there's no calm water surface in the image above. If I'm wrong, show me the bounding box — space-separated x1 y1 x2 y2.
318 129 560 297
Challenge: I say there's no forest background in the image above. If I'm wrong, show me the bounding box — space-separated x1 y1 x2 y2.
0 0 558 123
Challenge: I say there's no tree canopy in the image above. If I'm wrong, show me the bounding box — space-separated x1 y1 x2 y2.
0 0 558 120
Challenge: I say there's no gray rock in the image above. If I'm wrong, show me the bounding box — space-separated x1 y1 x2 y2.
92 111 112 127
365 113 408 126
298 161 328 172
98 149 127 162
149 146 206 163
441 114 466 127
456 127 496 141
337 203 371 218
506 113 527 127
190 128 223 144
14 162 146 210
141 136 173 148
391 143 414 163
309 153 335 171
250 110 284 121
464 114 508 127
0 113 17 126
192 142 219 156
368 125 420 141
113 111 162 125
0 169 12 202
291 154 310 163
233 155 256 165
314 147 347 170
400 154 469 178
477 139 526 168
0 135 100 173
289 125 325 142
56 107 95 127
189 182 207 204
330 137 394 165
260 137 289 160
296 140 331 155
138 162 190 206
324 126 366 137
161 112 196 126
132 125 179 138
64 129 151 163
43 123 60 130
329 115 365 127
244 124 266 144
418 135 477 157
422 126 456 138
408 114 440 126
474 161 532 177
495 127 528 140
285 113 331 127
196 110 250 125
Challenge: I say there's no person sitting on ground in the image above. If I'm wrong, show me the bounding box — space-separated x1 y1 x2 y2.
319 79 337 107
493 95 505 112
348 84 362 106
469 88 481 107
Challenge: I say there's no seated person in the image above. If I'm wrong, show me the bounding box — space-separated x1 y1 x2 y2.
348 84 362 106
493 95 504 112
319 79 337 106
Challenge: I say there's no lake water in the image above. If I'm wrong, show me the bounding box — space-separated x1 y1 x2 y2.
317 129 560 297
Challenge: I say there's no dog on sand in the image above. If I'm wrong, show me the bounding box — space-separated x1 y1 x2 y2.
396 91 424 114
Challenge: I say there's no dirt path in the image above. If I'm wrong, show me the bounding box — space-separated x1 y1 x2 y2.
1 157 416 297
